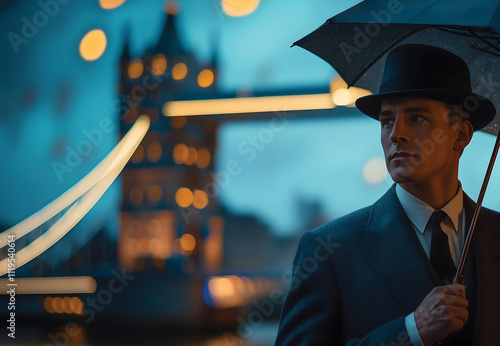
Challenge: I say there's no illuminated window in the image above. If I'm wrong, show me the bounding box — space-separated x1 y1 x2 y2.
197 69 214 88
79 29 107 61
173 143 189 164
129 186 144 206
152 54 167 75
195 147 211 168
175 187 193 207
127 238 139 256
192 190 208 209
128 59 144 79
149 238 162 256
185 146 198 165
180 233 196 252
148 185 163 203
149 218 162 235
147 141 162 162
172 62 187 80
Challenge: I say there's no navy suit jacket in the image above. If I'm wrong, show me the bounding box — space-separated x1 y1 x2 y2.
275 185 500 345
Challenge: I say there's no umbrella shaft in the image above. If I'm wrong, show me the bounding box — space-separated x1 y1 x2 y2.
453 129 500 283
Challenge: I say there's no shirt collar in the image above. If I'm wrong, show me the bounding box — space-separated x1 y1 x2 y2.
395 183 463 234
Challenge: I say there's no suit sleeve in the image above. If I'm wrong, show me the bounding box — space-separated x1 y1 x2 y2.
275 231 412 346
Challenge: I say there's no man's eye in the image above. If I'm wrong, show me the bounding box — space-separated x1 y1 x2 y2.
381 118 394 126
411 115 425 122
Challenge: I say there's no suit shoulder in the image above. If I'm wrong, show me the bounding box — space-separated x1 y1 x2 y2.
308 205 371 242
481 206 500 228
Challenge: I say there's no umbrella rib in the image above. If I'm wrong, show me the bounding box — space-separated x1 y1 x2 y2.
435 26 500 57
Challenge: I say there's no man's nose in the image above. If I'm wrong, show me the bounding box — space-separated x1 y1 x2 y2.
389 118 409 144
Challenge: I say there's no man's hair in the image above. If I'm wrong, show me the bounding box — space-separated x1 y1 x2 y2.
445 103 471 130
445 103 472 157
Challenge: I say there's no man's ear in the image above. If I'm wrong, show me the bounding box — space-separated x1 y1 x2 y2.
454 120 473 152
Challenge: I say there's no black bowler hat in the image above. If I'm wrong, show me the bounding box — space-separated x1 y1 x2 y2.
355 44 496 131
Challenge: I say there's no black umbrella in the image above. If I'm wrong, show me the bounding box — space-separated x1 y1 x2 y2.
293 0 500 284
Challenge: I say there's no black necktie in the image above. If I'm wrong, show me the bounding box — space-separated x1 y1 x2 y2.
429 211 457 284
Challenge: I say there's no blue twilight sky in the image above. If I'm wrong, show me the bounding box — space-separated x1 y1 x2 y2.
0 0 499 238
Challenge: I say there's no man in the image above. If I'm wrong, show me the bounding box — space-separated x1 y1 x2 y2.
275 44 500 345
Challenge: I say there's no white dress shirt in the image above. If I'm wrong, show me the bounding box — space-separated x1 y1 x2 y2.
395 184 466 346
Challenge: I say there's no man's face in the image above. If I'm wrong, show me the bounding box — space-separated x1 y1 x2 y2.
379 97 464 185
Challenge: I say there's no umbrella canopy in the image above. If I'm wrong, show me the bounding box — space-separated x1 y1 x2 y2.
294 0 500 134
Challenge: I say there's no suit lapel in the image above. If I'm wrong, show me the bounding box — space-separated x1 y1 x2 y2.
359 185 435 313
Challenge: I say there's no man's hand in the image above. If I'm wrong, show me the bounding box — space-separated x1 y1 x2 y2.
414 284 468 346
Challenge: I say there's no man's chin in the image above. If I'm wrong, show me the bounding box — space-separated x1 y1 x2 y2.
388 169 416 183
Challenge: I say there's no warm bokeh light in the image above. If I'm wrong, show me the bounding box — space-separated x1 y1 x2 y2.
332 88 353 106
52 297 63 314
222 0 260 17
71 297 84 315
330 75 372 107
173 143 189 164
44 297 84 315
128 59 144 79
163 94 335 117
171 116 187 129
185 146 198 165
180 233 196 252
229 275 244 294
148 184 162 202
330 75 348 92
152 54 167 75
62 296 72 314
147 141 162 162
208 277 234 298
203 274 283 308
172 62 187 80
195 147 211 169
79 29 107 61
175 187 193 207
363 157 388 184
197 69 214 88
44 297 54 313
192 190 209 209
99 0 126 9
